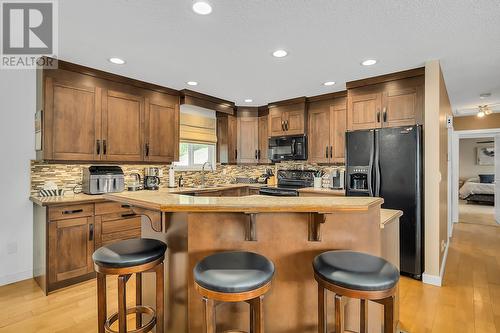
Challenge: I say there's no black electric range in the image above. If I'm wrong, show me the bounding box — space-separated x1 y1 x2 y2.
259 169 316 196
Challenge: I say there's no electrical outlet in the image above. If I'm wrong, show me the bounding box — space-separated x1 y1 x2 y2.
7 242 17 255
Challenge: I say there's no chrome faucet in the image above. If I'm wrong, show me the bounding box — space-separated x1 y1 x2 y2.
200 162 214 188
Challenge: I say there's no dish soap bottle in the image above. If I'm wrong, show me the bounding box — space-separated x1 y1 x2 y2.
168 165 176 188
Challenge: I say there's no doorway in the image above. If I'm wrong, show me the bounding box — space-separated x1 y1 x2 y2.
451 129 500 230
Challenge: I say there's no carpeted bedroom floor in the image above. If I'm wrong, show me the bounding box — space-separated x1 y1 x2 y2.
459 200 499 226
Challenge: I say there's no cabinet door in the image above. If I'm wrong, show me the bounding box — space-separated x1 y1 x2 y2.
228 115 238 163
284 109 305 135
331 106 347 163
102 89 144 161
268 109 285 137
382 85 423 128
348 92 382 130
308 108 331 163
48 216 94 284
258 116 269 163
145 94 179 162
45 77 101 161
237 116 259 163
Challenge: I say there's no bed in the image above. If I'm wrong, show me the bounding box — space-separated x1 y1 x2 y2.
459 177 495 205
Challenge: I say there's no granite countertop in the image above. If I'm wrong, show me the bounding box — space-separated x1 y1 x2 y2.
104 189 384 213
297 187 346 196
29 183 267 207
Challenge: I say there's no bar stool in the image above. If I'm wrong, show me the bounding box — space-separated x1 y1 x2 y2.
193 251 275 333
313 250 399 333
92 238 167 333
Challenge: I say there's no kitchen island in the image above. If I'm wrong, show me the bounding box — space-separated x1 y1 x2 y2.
104 190 401 333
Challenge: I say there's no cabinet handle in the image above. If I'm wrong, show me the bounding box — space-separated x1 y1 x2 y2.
121 204 131 208
377 110 381 123
121 213 136 218
235 149 238 160
285 120 289 131
96 140 101 155
330 146 333 158
89 223 94 241
325 146 329 158
62 209 83 215
103 140 107 155
258 149 261 160
255 149 258 160
281 120 284 131
383 107 387 122
145 143 150 157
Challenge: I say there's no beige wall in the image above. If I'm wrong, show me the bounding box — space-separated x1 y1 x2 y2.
459 138 495 181
424 60 451 278
454 113 500 131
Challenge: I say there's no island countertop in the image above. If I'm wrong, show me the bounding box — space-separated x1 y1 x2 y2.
104 189 383 213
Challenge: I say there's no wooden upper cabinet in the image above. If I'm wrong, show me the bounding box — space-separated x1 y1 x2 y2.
217 114 237 164
268 108 285 137
258 115 269 163
347 92 382 130
308 106 331 163
43 76 101 161
101 89 144 161
347 70 424 130
144 93 179 162
237 114 259 164
331 105 346 163
308 95 347 164
267 98 307 137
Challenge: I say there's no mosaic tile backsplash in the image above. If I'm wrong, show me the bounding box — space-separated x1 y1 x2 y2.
30 160 342 196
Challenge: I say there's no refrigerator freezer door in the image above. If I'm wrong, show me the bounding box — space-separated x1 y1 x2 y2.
377 125 423 277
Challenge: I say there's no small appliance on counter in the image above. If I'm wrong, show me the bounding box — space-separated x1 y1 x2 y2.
144 167 161 190
329 169 345 189
127 173 142 191
82 166 124 195
259 169 316 196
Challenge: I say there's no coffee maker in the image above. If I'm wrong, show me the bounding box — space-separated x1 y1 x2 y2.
144 167 161 190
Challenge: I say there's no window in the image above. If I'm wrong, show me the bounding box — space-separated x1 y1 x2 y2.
174 142 216 170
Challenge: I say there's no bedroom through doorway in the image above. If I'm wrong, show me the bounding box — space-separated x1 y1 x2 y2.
457 136 497 227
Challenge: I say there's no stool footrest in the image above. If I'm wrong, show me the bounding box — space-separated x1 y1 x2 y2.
105 305 156 333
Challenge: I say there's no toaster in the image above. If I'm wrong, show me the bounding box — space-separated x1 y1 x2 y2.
82 166 125 195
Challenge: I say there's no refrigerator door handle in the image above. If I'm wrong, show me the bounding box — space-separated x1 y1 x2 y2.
374 130 381 197
367 131 374 197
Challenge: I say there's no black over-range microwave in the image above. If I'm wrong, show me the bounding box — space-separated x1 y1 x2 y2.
268 135 307 162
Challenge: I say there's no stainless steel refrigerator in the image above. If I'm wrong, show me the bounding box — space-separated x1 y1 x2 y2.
345 125 423 279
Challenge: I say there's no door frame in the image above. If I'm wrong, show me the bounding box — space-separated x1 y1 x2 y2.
450 127 500 234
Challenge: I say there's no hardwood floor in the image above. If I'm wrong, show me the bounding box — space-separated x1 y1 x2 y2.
0 222 499 333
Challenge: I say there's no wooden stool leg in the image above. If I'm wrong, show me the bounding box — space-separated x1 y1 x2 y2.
383 295 395 333
334 294 343 333
250 295 264 333
97 273 107 333
318 284 327 333
117 275 128 333
202 298 216 333
135 272 142 329
360 299 368 333
155 262 165 333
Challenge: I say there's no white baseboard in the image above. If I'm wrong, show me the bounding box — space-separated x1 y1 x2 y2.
422 239 450 287
0 269 33 286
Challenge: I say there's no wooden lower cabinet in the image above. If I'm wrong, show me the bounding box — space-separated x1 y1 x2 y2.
34 201 141 294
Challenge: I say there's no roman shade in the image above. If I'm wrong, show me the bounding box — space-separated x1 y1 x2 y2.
179 112 217 144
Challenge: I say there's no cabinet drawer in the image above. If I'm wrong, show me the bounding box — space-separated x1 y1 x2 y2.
95 201 133 215
101 216 141 234
101 228 141 245
49 204 94 221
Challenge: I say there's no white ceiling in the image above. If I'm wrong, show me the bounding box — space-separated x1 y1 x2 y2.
59 0 500 111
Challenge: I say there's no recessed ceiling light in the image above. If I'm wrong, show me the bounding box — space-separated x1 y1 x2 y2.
272 49 288 58
477 111 485 118
108 57 125 65
187 81 198 86
323 81 336 86
244 99 253 103
480 93 491 99
361 59 377 66
192 1 212 15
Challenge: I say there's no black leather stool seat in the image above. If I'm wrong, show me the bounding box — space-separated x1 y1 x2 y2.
92 238 167 268
194 251 275 293
313 250 399 291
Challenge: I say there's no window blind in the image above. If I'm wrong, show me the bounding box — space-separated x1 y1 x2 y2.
179 112 217 144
